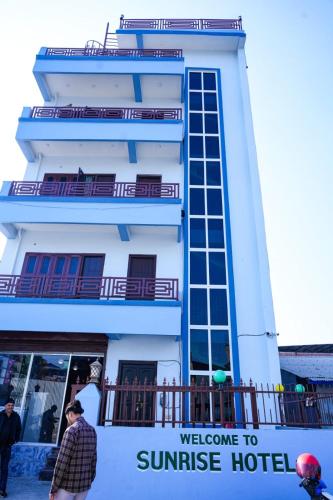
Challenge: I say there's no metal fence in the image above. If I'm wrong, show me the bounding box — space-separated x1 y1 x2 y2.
119 18 243 31
100 379 333 428
30 106 182 120
9 181 180 199
45 47 183 58
0 275 179 300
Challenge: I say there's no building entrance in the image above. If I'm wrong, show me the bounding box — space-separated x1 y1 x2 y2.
114 361 157 426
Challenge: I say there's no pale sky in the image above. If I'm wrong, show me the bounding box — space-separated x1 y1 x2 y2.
0 0 332 347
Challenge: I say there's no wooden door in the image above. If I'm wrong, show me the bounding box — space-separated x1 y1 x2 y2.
78 255 105 298
136 175 162 197
114 361 157 426
127 255 156 300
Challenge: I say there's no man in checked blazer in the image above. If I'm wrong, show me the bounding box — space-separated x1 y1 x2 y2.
49 400 97 500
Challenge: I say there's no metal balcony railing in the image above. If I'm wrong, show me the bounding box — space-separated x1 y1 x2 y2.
99 379 333 428
9 181 180 199
30 106 182 120
0 275 179 300
45 47 183 58
119 18 243 31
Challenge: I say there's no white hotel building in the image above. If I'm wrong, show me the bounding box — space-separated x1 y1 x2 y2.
0 17 281 467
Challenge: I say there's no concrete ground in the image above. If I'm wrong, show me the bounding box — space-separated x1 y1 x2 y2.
6 478 50 499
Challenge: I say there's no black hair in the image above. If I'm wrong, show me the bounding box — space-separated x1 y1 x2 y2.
5 398 15 405
65 399 84 415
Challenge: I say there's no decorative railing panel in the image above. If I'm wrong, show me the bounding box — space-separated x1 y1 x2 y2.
0 275 178 301
119 18 242 31
9 181 180 199
45 47 183 58
30 106 182 120
100 379 333 428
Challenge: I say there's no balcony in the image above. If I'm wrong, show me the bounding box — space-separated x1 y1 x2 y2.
0 275 181 336
34 47 184 102
116 17 245 52
16 106 184 162
0 181 182 241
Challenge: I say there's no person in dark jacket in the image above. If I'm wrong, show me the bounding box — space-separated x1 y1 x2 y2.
50 400 97 500
0 398 22 497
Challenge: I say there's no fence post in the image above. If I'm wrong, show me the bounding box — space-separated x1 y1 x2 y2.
250 387 259 429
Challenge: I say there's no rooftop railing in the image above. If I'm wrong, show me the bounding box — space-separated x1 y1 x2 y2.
0 275 179 301
119 18 243 31
9 181 180 199
45 47 183 58
99 379 333 428
30 106 182 120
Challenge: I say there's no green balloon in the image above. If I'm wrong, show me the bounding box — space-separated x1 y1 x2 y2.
213 370 227 384
295 384 305 393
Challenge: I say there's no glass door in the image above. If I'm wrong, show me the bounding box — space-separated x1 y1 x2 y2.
21 354 70 444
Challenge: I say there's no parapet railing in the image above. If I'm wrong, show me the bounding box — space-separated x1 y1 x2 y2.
44 47 183 58
0 275 179 301
100 379 333 428
30 106 182 120
9 181 180 199
119 18 243 31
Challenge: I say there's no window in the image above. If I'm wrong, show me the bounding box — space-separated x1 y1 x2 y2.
190 113 203 133
189 72 202 90
209 253 226 285
190 330 209 370
206 162 221 186
207 189 223 215
189 92 202 111
203 73 216 90
210 289 228 325
190 219 206 248
190 252 207 284
208 219 224 248
211 331 230 371
190 161 204 185
205 114 218 134
204 93 217 111
205 137 220 158
190 188 205 215
190 289 208 325
190 136 204 158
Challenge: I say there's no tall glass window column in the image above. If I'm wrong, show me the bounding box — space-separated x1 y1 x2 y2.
187 70 232 387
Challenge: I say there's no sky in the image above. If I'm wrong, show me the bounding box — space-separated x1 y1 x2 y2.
0 0 332 347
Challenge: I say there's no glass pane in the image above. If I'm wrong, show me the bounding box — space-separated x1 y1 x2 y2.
206 162 221 186
190 330 209 370
189 72 202 90
25 256 37 274
209 252 226 285
0 354 31 408
203 73 216 90
190 375 210 422
211 331 230 371
190 188 205 215
190 219 206 248
190 161 204 185
40 257 51 275
204 93 217 111
205 137 220 158
54 257 66 275
69 257 80 275
190 136 204 158
205 114 218 134
207 189 223 215
190 289 208 325
189 92 202 111
210 289 228 325
208 219 224 248
21 354 69 444
189 113 203 133
190 252 207 284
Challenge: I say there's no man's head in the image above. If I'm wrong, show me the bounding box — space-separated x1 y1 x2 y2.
65 399 84 425
4 398 15 415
